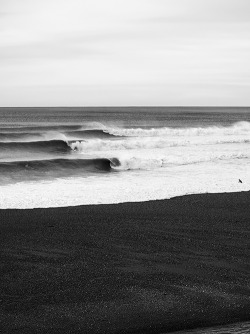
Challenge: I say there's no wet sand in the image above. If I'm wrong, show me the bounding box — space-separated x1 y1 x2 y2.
1 192 250 333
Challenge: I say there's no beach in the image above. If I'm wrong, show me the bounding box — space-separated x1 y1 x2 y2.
1 191 250 333
1 0 250 330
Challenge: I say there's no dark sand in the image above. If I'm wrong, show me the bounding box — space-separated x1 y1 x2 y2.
1 192 250 333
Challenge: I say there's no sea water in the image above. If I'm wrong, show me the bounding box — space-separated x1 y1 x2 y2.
0 107 250 209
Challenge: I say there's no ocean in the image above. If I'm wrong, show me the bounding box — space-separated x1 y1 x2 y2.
0 106 250 209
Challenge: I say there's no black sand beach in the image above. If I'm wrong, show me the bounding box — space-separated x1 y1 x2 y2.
1 192 250 333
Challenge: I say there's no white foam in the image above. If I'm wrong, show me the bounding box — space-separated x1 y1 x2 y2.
76 137 250 151
70 122 250 154
71 139 250 171
0 160 249 209
103 121 250 137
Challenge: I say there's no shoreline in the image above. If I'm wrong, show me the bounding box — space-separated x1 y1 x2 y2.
0 187 249 210
1 191 250 333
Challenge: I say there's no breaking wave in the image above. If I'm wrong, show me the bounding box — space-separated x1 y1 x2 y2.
111 153 249 171
2 122 250 145
70 137 250 153
1 120 250 183
65 129 118 139
0 129 117 143
103 121 250 137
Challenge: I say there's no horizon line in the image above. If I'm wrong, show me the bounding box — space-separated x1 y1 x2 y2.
0 105 250 109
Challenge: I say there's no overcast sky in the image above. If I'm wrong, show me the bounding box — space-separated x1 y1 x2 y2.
0 0 250 106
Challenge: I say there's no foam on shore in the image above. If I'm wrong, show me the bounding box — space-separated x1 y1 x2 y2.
0 161 249 208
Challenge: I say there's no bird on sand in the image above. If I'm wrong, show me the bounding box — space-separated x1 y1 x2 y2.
239 179 242 183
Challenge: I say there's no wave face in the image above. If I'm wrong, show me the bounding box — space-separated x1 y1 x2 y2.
0 140 71 153
0 158 120 183
0 107 250 208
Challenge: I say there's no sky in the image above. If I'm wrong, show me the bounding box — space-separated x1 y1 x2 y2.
0 0 250 106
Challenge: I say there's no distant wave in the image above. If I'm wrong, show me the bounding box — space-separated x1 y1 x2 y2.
65 129 118 139
0 129 118 143
103 121 250 137
1 121 250 139
2 122 250 145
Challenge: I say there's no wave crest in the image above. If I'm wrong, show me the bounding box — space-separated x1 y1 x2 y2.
112 153 249 171
103 121 250 137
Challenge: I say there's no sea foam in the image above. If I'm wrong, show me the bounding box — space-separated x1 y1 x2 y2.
0 160 249 209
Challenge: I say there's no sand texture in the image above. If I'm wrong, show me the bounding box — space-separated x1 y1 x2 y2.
1 192 250 333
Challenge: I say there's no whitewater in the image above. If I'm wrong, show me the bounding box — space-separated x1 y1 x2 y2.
0 107 250 209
